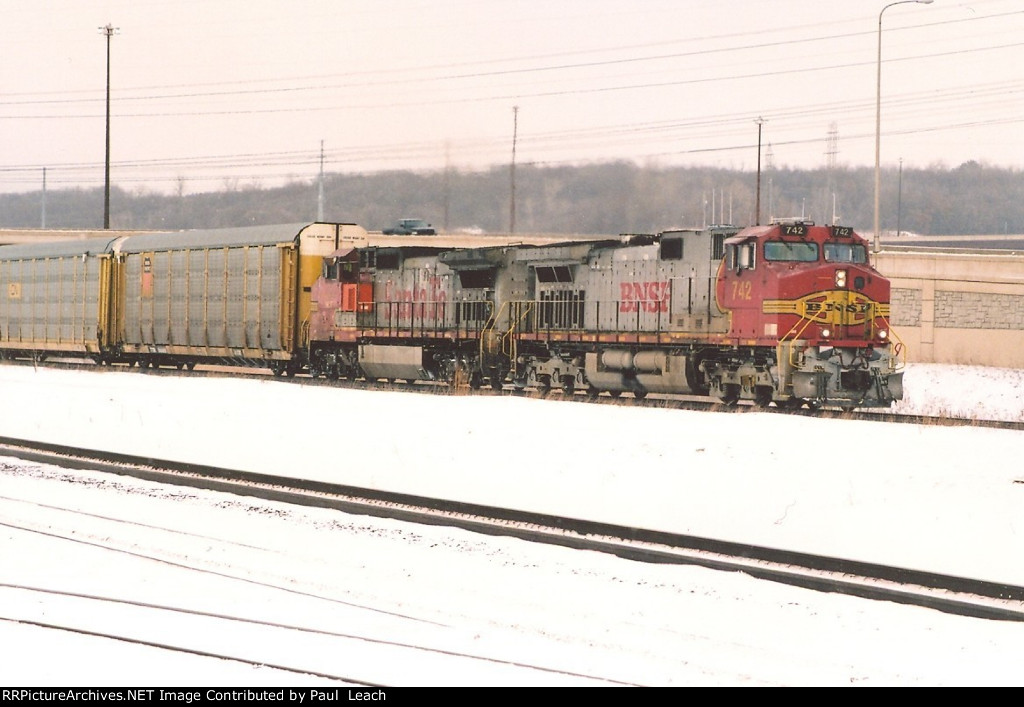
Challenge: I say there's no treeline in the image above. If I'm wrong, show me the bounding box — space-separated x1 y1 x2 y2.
1 160 1021 236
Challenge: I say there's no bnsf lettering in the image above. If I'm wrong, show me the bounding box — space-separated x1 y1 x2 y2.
619 281 669 313
805 302 869 314
383 278 448 319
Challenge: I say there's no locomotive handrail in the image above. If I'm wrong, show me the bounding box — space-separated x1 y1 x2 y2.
879 315 907 370
502 301 533 362
778 309 829 368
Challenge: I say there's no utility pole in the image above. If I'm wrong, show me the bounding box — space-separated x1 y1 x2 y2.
443 141 451 233
317 140 325 222
512 105 520 233
897 157 904 238
100 23 118 230
754 117 765 226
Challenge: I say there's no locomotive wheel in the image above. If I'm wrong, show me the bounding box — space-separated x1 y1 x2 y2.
536 374 551 397
561 375 575 396
587 386 600 398
608 390 622 398
754 386 773 408
633 389 647 400
719 384 740 407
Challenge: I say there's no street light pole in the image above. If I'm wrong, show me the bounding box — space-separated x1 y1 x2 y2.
874 0 932 253
100 23 118 230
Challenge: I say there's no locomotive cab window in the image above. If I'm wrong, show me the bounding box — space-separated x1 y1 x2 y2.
763 241 819 262
728 242 757 271
824 243 867 264
322 258 358 282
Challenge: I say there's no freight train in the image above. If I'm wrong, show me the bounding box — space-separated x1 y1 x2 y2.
0 220 904 410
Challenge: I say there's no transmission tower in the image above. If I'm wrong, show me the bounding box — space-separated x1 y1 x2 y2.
825 122 839 224
825 122 838 172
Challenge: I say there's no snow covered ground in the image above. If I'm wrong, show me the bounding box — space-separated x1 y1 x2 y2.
0 362 1022 686
892 364 1024 422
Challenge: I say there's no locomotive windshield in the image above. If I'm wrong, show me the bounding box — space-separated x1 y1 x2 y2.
824 243 868 264
763 241 818 262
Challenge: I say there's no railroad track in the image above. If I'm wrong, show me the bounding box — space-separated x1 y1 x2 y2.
2 435 1023 625
0 487 635 687
9 357 1023 432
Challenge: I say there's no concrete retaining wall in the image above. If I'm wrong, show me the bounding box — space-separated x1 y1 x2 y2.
875 249 1024 367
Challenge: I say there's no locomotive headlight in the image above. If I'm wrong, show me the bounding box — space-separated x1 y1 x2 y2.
835 269 847 288
878 329 888 340
821 327 831 339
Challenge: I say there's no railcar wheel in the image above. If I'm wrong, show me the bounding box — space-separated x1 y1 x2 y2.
587 386 600 398
633 389 647 400
608 390 622 398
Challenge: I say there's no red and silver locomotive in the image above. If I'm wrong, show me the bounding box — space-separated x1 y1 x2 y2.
307 220 903 409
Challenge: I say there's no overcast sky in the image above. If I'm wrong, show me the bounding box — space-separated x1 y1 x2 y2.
2 0 1022 194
